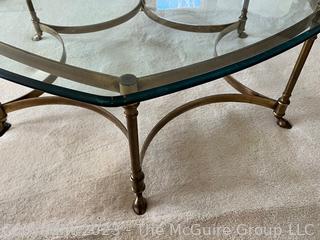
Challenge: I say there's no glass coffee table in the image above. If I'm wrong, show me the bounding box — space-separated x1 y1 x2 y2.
1 0 320 215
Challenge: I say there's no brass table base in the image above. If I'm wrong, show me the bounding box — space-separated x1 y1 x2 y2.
0 89 287 214
0 23 317 215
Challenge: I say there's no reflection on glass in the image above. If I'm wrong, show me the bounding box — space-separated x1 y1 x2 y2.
157 0 201 10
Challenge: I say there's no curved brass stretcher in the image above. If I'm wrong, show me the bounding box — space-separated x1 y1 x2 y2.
0 0 318 215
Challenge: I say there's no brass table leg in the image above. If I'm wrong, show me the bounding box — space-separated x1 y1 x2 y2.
0 103 11 137
238 0 250 38
124 103 147 215
274 36 317 129
26 0 43 41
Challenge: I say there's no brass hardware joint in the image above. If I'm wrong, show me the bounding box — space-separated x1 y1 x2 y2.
119 74 139 95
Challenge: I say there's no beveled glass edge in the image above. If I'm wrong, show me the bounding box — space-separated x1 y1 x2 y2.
1 23 320 107
138 11 319 90
1 2 318 96
0 24 120 93
1 3 320 106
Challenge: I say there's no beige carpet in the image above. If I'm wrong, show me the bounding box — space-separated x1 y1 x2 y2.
1 0 320 239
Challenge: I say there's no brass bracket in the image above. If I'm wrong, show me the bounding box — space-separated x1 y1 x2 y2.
119 74 139 95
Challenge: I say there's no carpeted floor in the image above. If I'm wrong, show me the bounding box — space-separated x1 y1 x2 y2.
1 0 320 239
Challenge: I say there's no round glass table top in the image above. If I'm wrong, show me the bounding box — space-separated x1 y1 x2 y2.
0 0 320 106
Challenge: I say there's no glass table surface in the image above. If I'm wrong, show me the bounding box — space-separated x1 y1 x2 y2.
1 0 320 106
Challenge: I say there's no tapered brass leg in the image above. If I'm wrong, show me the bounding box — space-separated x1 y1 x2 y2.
26 0 43 41
274 36 317 129
124 103 147 215
0 103 11 137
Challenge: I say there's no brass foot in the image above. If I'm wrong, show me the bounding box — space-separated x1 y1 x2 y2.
276 117 292 129
132 193 147 215
130 171 147 215
239 32 248 38
0 104 11 137
32 33 42 41
0 122 11 137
